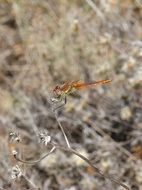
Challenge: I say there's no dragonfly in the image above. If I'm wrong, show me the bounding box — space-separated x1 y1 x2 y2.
51 79 111 111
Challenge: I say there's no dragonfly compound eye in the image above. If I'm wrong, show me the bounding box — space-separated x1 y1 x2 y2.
53 86 61 94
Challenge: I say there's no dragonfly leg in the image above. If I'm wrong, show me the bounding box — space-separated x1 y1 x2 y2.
53 96 67 112
50 95 62 103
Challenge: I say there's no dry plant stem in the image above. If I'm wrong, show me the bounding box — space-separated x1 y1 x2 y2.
22 174 38 189
89 121 137 161
14 146 56 164
55 144 130 190
85 0 104 21
14 143 130 190
54 111 71 148
43 90 70 148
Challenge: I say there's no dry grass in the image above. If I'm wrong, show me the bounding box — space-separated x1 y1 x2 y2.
0 0 142 189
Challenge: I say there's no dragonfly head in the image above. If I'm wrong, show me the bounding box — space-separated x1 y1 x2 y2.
53 85 61 96
50 86 62 104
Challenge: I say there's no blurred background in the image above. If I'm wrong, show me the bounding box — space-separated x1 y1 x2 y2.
0 0 142 189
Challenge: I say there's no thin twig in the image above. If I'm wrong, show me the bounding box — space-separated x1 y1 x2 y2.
14 142 130 190
22 174 38 189
14 146 55 164
87 120 137 161
54 111 71 148
55 144 130 190
85 0 104 21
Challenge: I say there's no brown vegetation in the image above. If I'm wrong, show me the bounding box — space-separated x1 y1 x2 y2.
0 0 142 189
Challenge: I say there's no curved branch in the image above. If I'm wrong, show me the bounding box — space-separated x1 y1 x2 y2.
14 141 130 190
54 144 130 190
54 111 71 148
14 146 56 164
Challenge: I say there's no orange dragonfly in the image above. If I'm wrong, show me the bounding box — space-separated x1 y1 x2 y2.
51 79 111 111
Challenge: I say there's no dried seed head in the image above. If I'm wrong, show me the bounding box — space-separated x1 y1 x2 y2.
9 132 21 143
38 131 51 146
12 149 18 156
11 165 22 180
